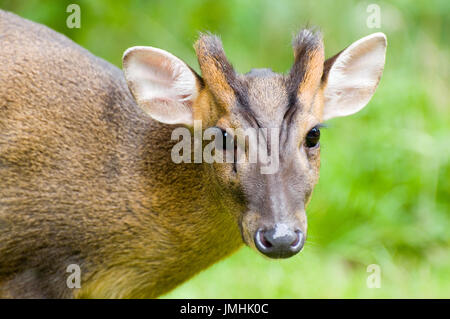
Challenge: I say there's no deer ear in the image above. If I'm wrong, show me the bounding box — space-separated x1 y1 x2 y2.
322 33 387 121
123 46 200 126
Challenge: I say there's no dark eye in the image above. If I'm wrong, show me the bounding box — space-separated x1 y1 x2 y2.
305 126 320 148
216 128 234 151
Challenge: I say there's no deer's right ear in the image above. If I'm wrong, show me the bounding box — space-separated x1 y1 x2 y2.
123 46 201 126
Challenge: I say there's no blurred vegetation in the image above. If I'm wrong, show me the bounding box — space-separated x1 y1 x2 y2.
1 0 448 298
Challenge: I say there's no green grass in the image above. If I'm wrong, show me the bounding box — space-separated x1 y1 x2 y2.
163 245 450 298
2 0 449 298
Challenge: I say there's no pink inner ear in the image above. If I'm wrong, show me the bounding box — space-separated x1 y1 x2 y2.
123 46 198 107
322 33 386 121
142 97 193 125
178 94 191 100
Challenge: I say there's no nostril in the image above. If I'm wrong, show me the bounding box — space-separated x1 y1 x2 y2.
255 229 273 253
260 230 272 248
290 229 305 251
291 231 300 247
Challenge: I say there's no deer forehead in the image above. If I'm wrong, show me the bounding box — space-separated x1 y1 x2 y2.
242 70 289 121
227 70 322 128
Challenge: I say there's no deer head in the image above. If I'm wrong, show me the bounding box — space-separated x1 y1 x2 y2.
123 30 387 258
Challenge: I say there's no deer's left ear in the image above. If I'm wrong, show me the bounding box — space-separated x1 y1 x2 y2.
322 33 387 121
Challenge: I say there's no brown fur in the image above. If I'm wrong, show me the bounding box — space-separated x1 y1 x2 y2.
0 10 242 298
0 10 337 298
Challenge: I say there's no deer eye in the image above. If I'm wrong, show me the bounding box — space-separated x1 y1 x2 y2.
216 128 234 151
305 126 320 148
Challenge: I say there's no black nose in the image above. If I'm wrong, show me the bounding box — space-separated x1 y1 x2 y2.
254 226 304 258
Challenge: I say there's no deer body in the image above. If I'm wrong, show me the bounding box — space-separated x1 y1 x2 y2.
0 10 386 298
0 10 242 298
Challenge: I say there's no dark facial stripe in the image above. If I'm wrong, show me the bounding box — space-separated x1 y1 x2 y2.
286 29 324 109
228 75 250 109
195 33 252 112
239 106 262 129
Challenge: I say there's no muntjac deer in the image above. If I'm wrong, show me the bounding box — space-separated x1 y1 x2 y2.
0 10 387 298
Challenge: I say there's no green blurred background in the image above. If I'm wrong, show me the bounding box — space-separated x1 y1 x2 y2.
1 0 448 298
